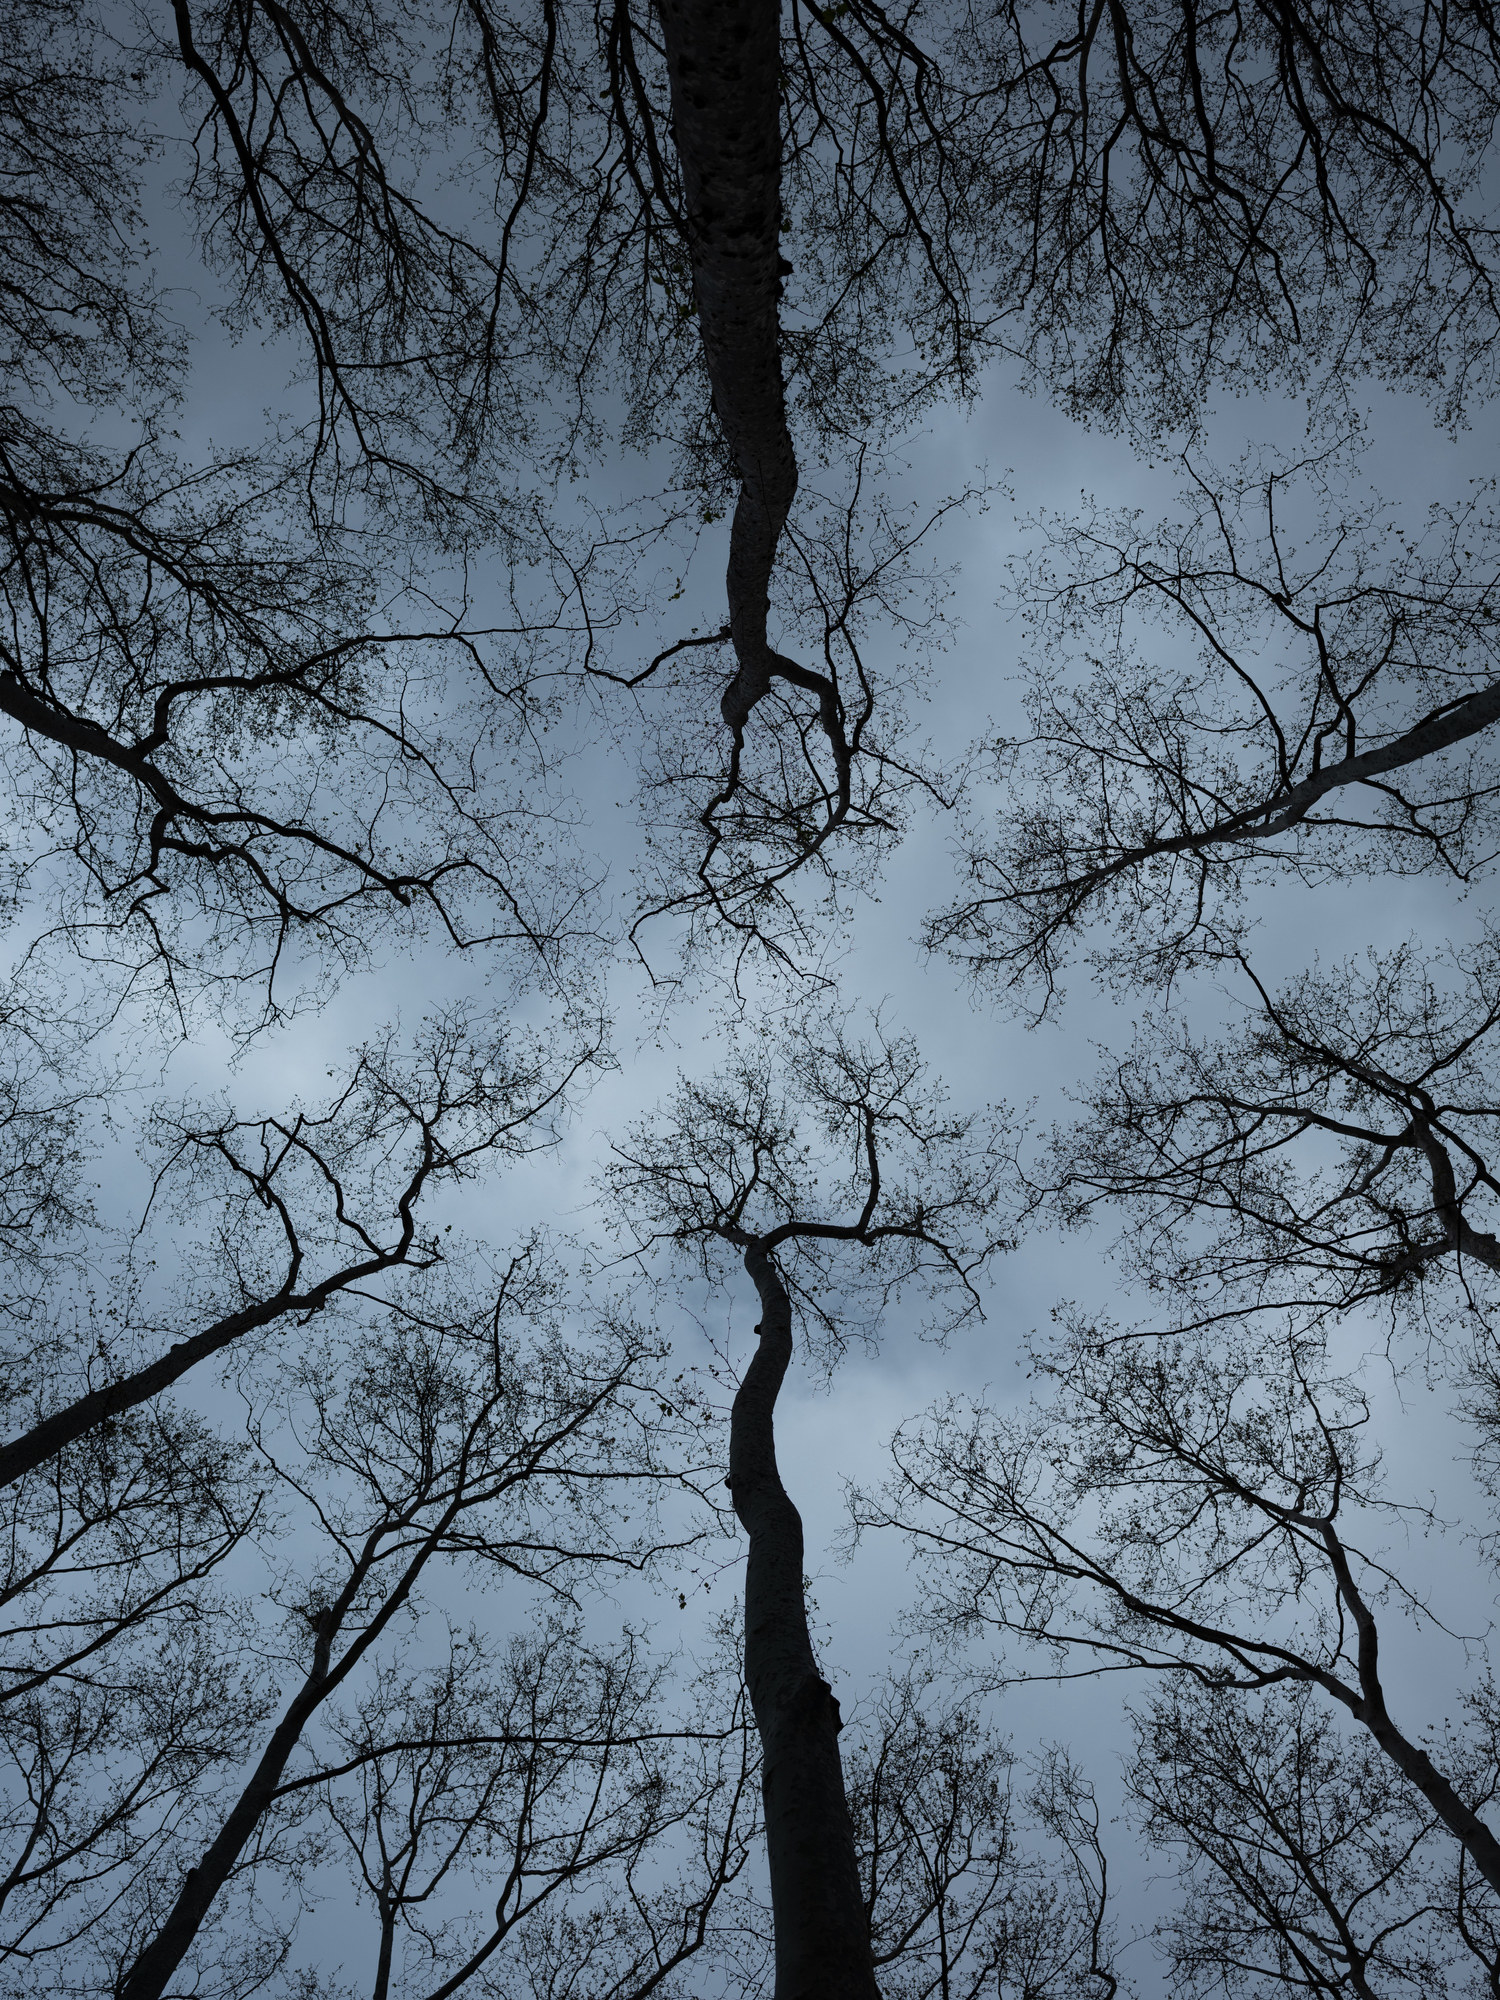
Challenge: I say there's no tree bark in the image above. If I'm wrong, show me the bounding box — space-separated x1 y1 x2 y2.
655 0 798 732
732 1242 879 2000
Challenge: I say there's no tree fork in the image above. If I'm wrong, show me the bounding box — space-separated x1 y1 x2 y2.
734 1243 879 2000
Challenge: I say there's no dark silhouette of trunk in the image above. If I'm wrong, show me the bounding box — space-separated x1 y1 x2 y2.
115 1526 424 2000
1 1298 299 1492
731 1242 879 2000
1310 1518 1500 1900
0 1248 412 1493
371 1878 396 2000
656 0 798 733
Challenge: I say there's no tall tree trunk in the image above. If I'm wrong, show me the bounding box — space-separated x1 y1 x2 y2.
655 8 877 1982
733 1242 879 2000
655 0 797 731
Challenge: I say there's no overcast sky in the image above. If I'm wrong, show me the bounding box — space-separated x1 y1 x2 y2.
77 82 1500 1977
98 330 1489 1989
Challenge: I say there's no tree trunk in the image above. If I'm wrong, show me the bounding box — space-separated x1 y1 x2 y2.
117 1508 442 1999
655 0 798 731
0 1296 295 1492
732 1243 879 2000
116 1613 347 2000
0 1236 411 1492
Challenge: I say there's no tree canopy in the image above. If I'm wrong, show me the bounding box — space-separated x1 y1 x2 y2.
6 0 1500 1996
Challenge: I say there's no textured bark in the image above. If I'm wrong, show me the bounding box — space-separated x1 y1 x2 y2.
731 1243 879 2000
656 0 798 732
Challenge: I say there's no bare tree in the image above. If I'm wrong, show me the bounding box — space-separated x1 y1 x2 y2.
1127 1679 1499 1999
284 1613 764 2000
279 1629 1127 2000
850 1673 1022 1998
0 0 1492 1047
2 0 1497 1017
860 1313 1500 1912
0 411 618 1026
1028 933 1500 1337
617 0 1500 974
606 1014 1011 1996
0 1005 610 1989
0 992 704 2000
91 1247 714 2000
846 1673 1122 2000
116 0 1500 983
0 1636 267 1997
0 1005 600 1491
14 4 1500 1995
926 445 1500 1000
162 0 1500 465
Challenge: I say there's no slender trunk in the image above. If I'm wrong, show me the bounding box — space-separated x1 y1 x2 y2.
117 1640 339 2000
118 1500 444 2000
732 1242 879 2000
0 1296 295 1491
372 1886 395 2000
1317 1520 1500 1898
1358 1704 1500 1898
655 0 797 728
0 1241 411 1492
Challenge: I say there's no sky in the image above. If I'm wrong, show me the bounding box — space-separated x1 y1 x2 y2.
109 347 1500 1991
41 43 1500 1989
